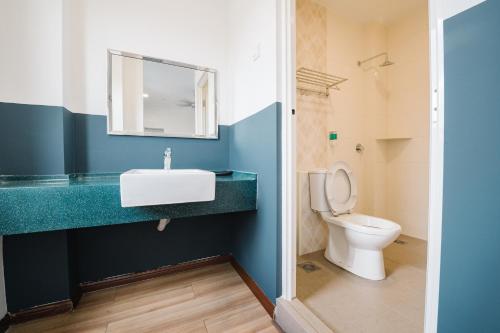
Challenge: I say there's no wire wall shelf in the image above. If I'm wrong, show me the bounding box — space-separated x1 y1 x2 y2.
296 67 348 97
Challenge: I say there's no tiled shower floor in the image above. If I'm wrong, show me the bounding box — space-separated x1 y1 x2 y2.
297 234 427 333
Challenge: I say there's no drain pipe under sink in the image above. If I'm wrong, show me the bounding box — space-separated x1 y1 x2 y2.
157 218 171 231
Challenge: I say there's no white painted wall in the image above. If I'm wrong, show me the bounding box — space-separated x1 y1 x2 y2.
228 0 279 123
62 0 233 125
1 0 280 125
111 56 125 131
144 106 195 135
121 57 144 132
0 0 63 106
438 0 485 19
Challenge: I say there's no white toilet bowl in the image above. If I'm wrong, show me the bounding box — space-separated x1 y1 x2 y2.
309 162 401 280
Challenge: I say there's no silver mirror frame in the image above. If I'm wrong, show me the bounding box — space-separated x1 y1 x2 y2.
107 49 219 139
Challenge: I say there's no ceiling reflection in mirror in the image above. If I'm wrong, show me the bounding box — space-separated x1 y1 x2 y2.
108 50 217 139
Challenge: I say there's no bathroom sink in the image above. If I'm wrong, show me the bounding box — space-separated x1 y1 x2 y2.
120 169 215 207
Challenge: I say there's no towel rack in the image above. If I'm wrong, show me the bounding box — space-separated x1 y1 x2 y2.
296 67 347 97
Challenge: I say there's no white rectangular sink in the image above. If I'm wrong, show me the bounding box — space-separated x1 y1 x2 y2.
120 169 216 207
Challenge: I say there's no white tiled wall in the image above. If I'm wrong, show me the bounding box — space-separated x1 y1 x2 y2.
296 0 330 255
386 5 430 239
296 0 429 255
296 0 328 172
297 172 328 255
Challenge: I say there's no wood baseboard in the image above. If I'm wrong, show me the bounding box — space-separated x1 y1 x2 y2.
230 257 276 317
80 254 232 293
8 299 73 324
79 254 276 317
7 254 275 326
0 314 9 333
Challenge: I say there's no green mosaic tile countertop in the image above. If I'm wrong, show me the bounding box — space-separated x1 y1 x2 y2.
0 171 257 235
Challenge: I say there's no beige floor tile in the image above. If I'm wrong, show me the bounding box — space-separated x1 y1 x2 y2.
298 235 427 333
384 236 427 270
352 307 422 333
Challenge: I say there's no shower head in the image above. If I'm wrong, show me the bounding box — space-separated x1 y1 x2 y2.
358 52 395 68
380 59 395 67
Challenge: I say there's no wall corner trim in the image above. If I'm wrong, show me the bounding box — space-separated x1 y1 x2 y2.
8 299 73 325
230 257 276 317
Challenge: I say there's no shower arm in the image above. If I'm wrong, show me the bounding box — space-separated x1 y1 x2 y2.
357 52 388 66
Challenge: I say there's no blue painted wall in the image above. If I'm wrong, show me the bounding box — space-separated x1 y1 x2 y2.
229 103 282 302
73 114 229 173
0 108 234 312
0 103 66 175
1 102 283 311
440 2 500 332
63 108 76 174
0 103 229 174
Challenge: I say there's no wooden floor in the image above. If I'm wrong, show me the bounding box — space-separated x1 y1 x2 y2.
8 263 280 333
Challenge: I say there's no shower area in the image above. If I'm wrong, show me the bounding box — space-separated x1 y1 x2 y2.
295 0 430 331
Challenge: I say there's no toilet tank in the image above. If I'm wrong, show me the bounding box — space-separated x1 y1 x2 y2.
309 170 330 212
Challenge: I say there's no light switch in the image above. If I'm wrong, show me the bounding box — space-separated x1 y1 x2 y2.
252 43 261 62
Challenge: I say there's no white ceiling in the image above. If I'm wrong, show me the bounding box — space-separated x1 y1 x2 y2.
318 0 426 24
143 61 195 110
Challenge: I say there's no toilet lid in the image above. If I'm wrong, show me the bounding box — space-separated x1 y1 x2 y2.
325 161 357 215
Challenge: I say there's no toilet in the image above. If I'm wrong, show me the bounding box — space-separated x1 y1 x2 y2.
309 161 401 280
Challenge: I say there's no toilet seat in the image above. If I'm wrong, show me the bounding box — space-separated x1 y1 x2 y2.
320 212 401 236
325 161 357 216
310 160 402 280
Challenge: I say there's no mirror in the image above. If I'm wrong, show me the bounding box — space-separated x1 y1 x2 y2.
107 50 218 139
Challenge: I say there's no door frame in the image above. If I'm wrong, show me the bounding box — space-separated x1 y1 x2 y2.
278 0 297 302
425 1 445 331
279 0 485 332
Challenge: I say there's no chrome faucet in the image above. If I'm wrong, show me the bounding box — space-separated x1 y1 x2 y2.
164 148 172 169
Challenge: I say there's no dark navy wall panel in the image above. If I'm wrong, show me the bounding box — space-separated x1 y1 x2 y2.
73 114 229 173
3 231 73 312
229 103 281 302
0 103 66 175
440 2 500 332
75 216 235 283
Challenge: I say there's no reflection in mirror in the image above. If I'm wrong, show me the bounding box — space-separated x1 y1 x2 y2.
108 50 217 139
